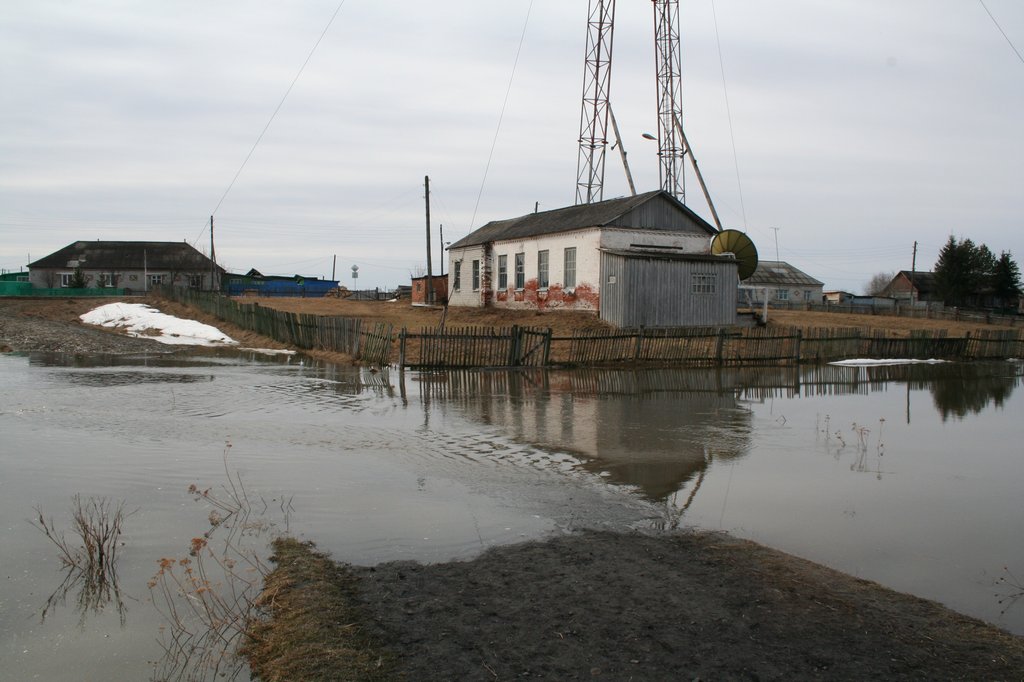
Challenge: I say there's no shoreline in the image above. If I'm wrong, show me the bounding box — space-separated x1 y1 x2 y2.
250 529 1024 681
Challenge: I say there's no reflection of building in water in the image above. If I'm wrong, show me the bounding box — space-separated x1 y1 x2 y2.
413 369 754 501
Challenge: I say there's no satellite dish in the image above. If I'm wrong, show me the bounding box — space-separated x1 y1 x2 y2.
710 229 759 280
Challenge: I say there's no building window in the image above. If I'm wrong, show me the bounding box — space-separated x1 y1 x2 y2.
453 261 462 291
776 288 789 301
498 255 508 289
564 247 576 289
691 273 716 294
190 274 203 289
60 273 73 288
537 250 549 289
514 252 525 289
472 260 480 291
149 274 164 287
97 274 110 288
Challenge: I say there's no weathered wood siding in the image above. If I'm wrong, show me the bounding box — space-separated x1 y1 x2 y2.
600 252 737 328
611 193 712 233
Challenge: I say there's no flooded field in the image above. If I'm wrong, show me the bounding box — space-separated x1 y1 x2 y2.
1 352 1022 678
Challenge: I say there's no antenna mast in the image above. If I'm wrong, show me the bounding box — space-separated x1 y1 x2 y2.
575 0 616 205
652 0 686 202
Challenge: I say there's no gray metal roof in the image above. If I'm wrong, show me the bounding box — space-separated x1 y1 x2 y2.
28 241 222 272
745 260 824 287
449 190 717 249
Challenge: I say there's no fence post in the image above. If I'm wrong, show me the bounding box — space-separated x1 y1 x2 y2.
715 327 726 365
634 326 645 361
794 329 803 364
399 328 407 368
508 325 521 367
542 328 552 367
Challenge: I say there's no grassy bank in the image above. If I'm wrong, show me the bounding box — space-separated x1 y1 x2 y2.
242 538 393 682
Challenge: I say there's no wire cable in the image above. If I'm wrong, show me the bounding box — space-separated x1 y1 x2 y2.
710 0 748 232
192 0 350 247
469 0 535 232
979 0 1024 65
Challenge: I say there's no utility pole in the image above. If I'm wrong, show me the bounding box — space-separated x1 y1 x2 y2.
332 254 337 282
439 225 444 278
771 227 780 262
910 241 918 304
209 215 217 291
424 175 433 305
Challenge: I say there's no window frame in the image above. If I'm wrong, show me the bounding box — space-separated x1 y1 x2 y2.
471 259 480 291
453 261 462 291
537 250 550 289
514 252 525 290
563 247 577 289
776 288 789 301
691 273 716 295
497 254 508 289
60 273 73 288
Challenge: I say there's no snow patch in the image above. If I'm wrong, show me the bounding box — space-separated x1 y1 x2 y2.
829 358 948 367
80 302 237 346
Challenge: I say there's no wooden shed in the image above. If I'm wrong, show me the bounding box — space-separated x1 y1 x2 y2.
599 248 738 328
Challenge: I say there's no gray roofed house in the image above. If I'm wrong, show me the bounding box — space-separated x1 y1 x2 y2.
445 190 739 327
742 260 824 305
28 240 223 292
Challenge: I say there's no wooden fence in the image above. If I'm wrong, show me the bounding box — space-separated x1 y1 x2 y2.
160 288 1023 370
158 288 392 366
399 325 551 369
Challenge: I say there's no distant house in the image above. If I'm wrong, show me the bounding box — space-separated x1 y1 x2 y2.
743 261 824 306
881 271 938 304
28 241 222 292
823 290 855 305
223 268 339 297
445 190 738 327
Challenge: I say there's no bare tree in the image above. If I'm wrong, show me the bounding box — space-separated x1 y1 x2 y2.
864 271 894 296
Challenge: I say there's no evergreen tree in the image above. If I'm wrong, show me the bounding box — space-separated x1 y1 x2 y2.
934 236 971 306
991 251 1022 305
69 266 88 289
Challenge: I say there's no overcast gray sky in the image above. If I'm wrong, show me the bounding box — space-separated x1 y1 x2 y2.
2 1 1021 292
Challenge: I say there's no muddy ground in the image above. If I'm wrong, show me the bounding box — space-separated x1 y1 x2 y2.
6 297 1024 679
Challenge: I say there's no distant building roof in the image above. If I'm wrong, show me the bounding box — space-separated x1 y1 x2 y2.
894 270 936 295
746 260 824 287
449 190 717 249
28 241 222 272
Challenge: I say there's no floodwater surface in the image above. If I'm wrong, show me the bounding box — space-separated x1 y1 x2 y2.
1 352 1022 679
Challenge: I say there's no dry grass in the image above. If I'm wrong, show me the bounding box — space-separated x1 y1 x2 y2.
241 538 392 682
766 308 1018 337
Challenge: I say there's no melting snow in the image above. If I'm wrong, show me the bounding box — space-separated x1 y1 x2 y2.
829 358 948 367
80 302 237 346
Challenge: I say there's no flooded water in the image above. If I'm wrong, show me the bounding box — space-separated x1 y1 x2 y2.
1 352 1022 679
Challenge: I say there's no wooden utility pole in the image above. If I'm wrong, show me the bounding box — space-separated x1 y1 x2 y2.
424 175 434 305
332 254 337 281
439 224 444 278
209 215 216 291
910 241 918 304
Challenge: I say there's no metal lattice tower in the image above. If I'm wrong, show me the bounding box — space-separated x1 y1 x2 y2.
575 0 616 205
652 0 686 202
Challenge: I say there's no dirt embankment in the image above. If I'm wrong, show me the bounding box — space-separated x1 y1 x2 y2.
0 296 290 355
251 532 1024 681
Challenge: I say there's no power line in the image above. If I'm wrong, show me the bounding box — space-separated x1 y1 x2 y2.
194 0 350 247
469 0 535 232
979 0 1024 65
710 0 748 231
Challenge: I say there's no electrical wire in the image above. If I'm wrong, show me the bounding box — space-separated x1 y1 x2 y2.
979 0 1024 65
469 0 535 232
192 0 350 247
710 0 748 232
